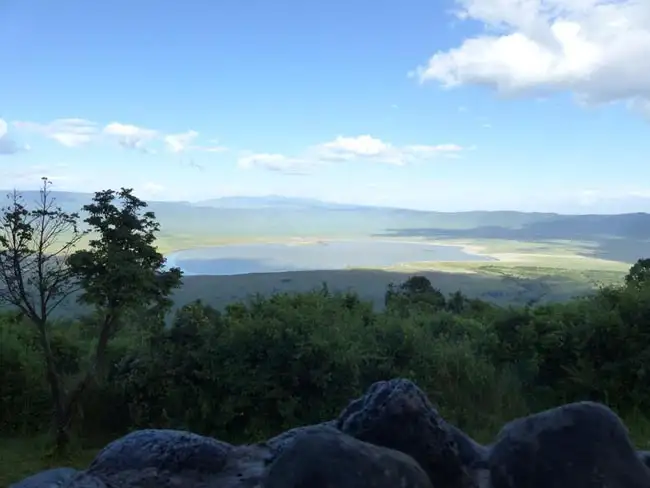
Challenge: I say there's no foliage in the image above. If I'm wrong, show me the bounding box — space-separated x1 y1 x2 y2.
0 184 182 451
0 178 87 450
4 262 650 450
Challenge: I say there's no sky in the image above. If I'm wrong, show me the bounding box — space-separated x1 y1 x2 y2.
1 0 649 213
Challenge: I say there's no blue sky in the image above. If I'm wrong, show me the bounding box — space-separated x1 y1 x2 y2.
1 0 649 212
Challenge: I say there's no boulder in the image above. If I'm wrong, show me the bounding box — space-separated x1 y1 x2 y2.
447 423 489 469
263 428 433 488
264 420 340 457
638 450 650 469
62 472 106 488
9 468 78 488
85 429 233 487
336 378 477 488
488 401 650 488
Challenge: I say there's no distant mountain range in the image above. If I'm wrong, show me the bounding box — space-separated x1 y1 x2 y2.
2 190 649 262
4 190 650 218
1 191 387 212
193 195 375 211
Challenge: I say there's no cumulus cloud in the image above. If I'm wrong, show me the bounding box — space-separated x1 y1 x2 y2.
238 135 465 173
0 118 26 155
103 122 158 151
414 0 650 113
201 140 228 153
13 118 97 147
164 130 199 153
13 118 223 154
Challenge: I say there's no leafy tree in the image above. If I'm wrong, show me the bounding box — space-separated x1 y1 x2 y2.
446 290 467 313
0 178 86 448
66 188 183 419
625 258 650 288
385 275 446 311
400 275 435 295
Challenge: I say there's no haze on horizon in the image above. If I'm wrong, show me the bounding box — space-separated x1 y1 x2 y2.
1 0 649 214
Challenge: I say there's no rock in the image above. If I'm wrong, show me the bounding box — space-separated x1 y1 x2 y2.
201 444 273 488
10 468 78 488
264 421 340 457
447 424 489 469
86 429 233 487
336 378 477 488
488 401 650 488
76 446 271 488
263 428 433 488
88 429 232 475
62 472 106 488
638 450 650 469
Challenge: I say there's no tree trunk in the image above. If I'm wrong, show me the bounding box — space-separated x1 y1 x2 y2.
54 422 71 453
36 323 70 452
55 311 117 449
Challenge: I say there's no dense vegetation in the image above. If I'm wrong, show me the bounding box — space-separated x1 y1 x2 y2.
4 259 650 442
3 183 650 484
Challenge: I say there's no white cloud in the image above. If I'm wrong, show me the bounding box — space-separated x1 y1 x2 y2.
312 136 463 165
318 135 390 158
164 130 199 153
0 163 80 188
103 122 158 151
137 181 166 199
14 118 227 154
13 118 97 147
239 135 465 173
414 0 650 114
0 118 26 155
238 153 310 174
165 132 228 154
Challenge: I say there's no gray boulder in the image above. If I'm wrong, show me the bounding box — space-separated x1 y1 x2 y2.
264 420 340 457
488 401 650 488
62 472 106 488
86 429 233 487
447 423 489 469
336 378 477 488
264 428 433 488
10 468 78 488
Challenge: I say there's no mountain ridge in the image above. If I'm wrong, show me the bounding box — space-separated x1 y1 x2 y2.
4 190 650 217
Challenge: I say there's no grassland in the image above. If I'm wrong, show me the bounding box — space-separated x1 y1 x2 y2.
0 438 99 487
380 238 629 284
43 231 633 316
153 234 632 311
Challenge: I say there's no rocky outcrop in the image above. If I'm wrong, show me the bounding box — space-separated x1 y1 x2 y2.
488 401 650 488
8 468 79 488
336 378 479 488
264 429 433 488
10 378 650 488
638 450 650 469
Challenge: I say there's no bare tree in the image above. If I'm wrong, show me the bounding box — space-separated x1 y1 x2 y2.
0 177 86 448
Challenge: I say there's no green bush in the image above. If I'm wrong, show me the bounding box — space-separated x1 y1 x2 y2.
3 267 650 445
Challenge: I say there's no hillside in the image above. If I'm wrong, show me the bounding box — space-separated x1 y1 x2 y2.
5 191 650 250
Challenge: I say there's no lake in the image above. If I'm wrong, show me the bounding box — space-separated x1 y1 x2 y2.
165 239 495 276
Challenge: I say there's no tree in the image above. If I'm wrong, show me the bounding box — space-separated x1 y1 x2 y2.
66 188 182 431
400 275 435 295
625 258 650 288
385 275 446 312
0 177 86 449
